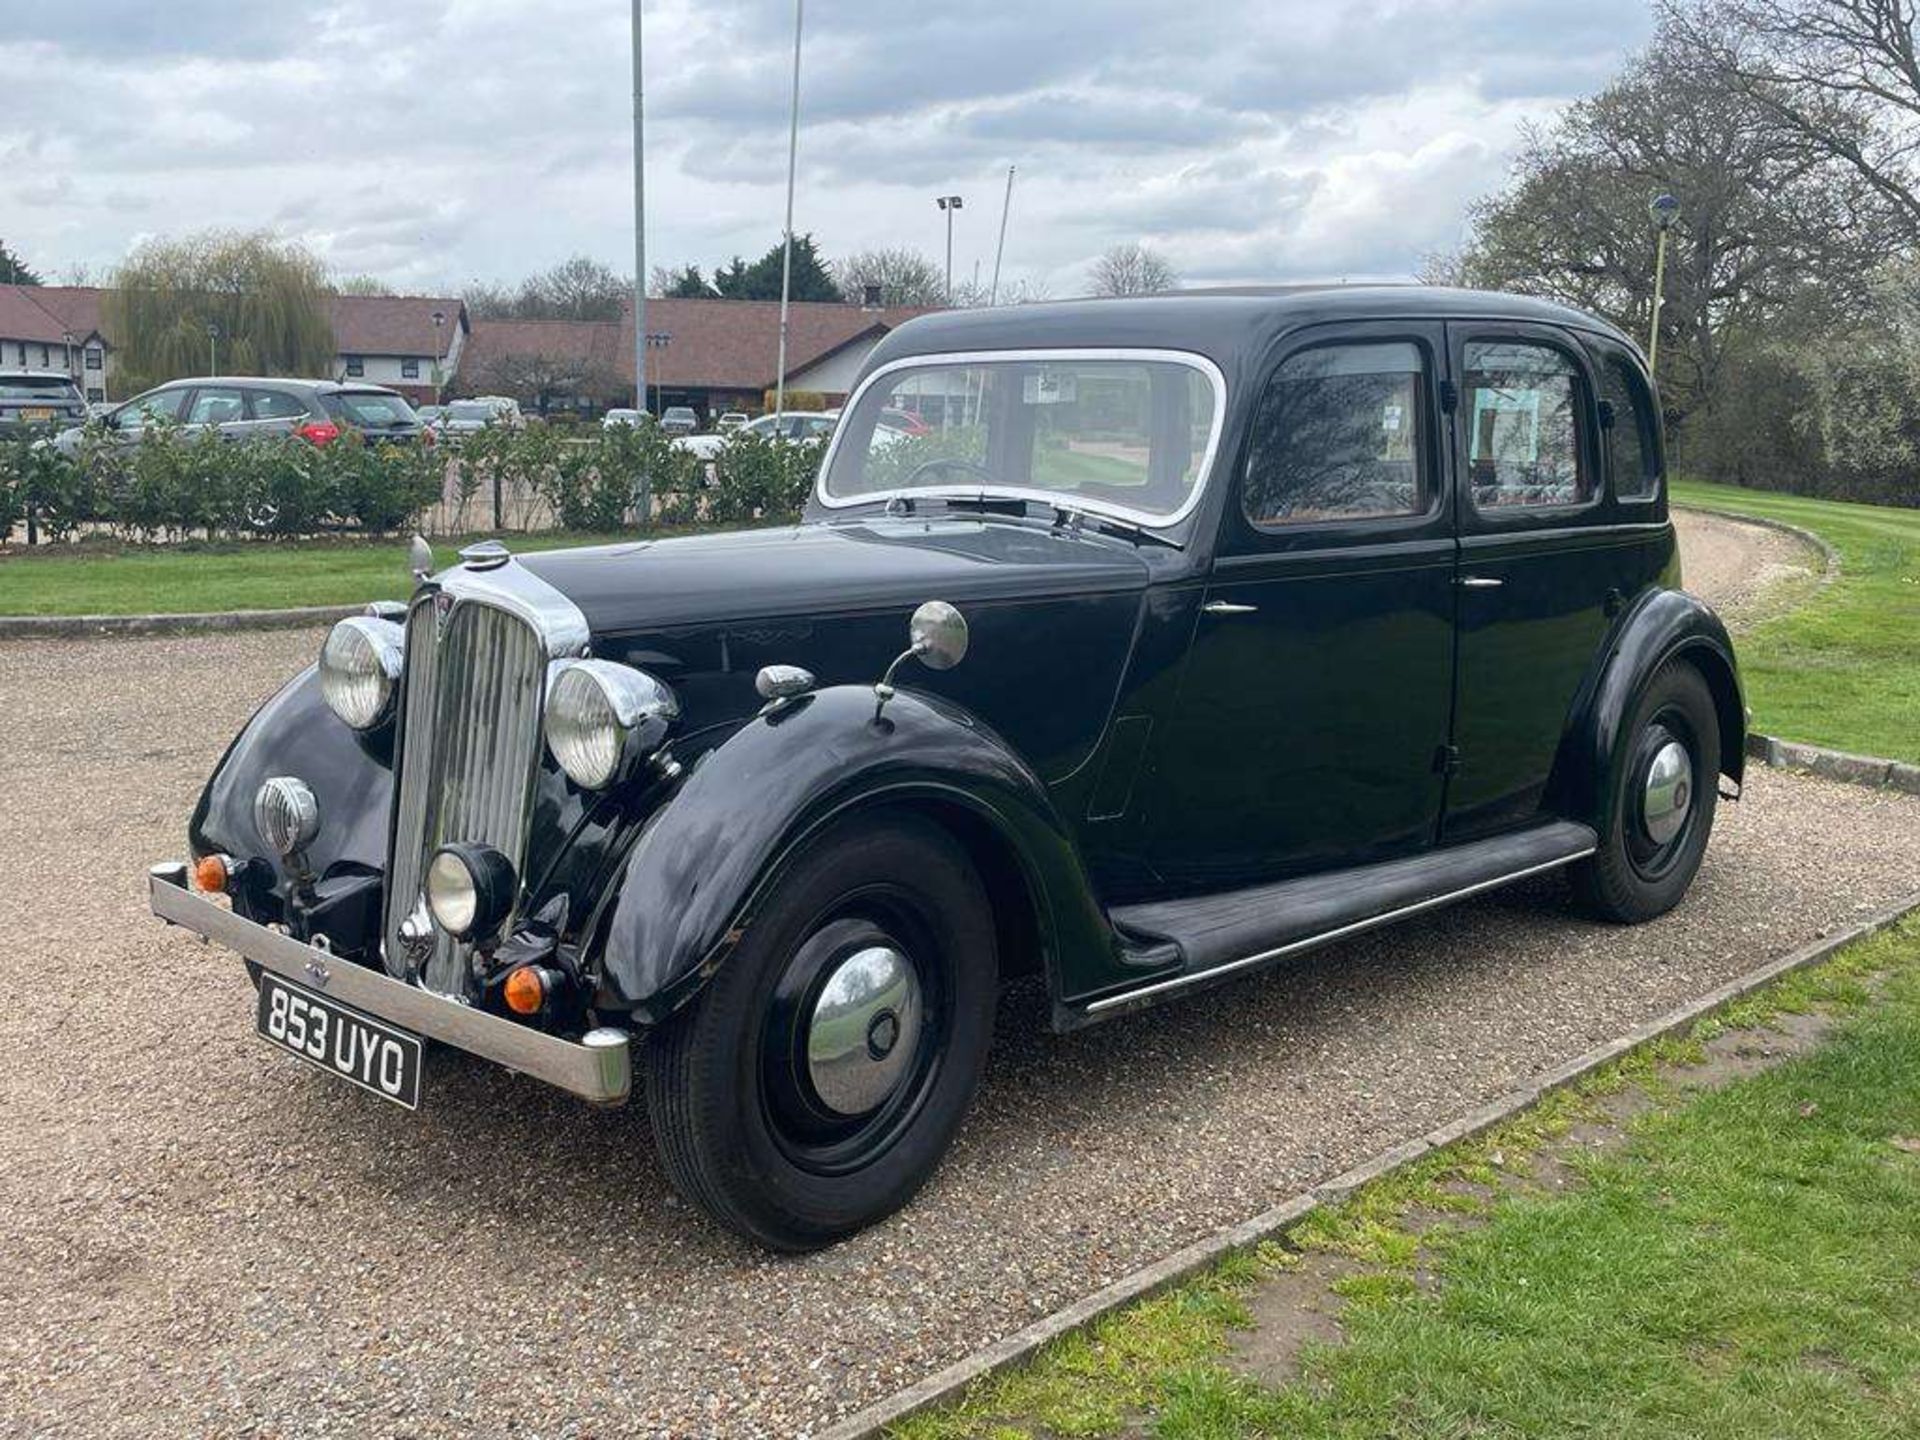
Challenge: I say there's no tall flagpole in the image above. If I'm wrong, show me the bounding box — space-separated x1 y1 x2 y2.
773 0 804 419
990 165 1015 305
631 0 647 414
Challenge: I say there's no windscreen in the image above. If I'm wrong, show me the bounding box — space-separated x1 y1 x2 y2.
821 354 1220 522
0 376 80 401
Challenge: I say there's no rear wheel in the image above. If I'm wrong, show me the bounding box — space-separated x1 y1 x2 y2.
1572 662 1720 923
645 813 997 1250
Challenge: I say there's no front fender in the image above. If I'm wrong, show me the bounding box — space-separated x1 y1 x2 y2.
1551 587 1745 833
598 684 1117 1020
189 665 395 887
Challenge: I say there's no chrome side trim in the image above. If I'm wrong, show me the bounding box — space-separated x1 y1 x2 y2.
1083 848 1597 1015
149 865 630 1104
813 347 1230 532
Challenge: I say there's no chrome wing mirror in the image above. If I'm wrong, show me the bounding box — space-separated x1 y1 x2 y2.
874 600 969 716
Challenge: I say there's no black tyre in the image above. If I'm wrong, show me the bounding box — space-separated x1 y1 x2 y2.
1572 662 1720 923
645 812 997 1251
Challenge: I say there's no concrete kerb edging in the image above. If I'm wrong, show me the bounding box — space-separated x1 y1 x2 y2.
0 604 362 640
818 890 1920 1440
1746 732 1920 798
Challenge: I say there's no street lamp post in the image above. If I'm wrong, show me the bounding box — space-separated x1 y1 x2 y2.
430 309 447 405
772 0 805 422
207 321 220 377
1648 193 1680 374
936 195 963 304
61 330 73 379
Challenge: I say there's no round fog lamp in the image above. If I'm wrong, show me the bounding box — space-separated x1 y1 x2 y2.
425 843 517 941
254 776 321 858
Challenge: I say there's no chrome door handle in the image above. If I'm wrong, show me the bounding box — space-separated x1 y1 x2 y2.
1202 601 1259 615
1456 576 1504 590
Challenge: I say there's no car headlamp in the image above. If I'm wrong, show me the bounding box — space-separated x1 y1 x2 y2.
425 843 517 942
318 616 405 730
544 660 679 790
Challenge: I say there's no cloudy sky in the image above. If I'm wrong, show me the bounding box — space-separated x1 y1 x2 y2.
0 0 1653 298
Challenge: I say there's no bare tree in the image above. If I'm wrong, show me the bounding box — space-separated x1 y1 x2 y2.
1665 0 1920 243
1088 243 1179 297
465 256 631 321
834 247 946 307
1454 22 1893 417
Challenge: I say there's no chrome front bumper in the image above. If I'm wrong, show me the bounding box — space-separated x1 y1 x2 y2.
148 863 632 1104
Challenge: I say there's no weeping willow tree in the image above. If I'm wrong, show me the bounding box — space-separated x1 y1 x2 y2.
105 231 336 394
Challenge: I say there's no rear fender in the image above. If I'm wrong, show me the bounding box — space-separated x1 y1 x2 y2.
1551 587 1746 834
598 685 1115 1022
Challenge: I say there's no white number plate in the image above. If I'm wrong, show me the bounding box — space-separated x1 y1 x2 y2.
255 972 422 1110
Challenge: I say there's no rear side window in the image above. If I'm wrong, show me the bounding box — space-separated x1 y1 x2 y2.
184 387 247 425
249 389 310 421
330 391 417 426
1463 340 1592 511
1598 356 1660 501
1243 341 1429 526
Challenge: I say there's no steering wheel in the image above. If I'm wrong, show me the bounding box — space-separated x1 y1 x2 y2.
903 456 995 487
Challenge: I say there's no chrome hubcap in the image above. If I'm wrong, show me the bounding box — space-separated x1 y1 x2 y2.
805 945 923 1117
1641 737 1694 846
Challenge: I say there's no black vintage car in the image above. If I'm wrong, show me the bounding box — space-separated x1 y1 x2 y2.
151 288 1743 1250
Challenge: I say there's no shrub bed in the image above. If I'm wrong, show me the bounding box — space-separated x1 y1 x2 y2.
0 422 826 543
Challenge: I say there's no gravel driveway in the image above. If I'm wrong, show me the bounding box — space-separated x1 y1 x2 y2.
4 516 1913 1439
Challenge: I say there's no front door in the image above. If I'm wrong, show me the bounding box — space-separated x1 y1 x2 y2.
1142 322 1456 892
1443 324 1617 840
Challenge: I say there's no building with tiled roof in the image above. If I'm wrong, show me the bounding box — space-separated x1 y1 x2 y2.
461 296 937 419
0 282 932 417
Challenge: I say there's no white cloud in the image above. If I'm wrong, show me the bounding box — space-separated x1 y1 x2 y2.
0 0 1654 293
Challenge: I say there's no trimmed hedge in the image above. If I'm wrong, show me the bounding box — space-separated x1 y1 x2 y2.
0 421 827 543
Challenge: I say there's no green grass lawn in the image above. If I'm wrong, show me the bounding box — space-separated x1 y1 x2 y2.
1671 479 1920 765
0 531 636 616
900 921 1920 1440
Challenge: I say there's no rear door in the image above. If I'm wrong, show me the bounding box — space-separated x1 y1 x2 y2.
1143 321 1457 890
1443 324 1616 841
179 385 251 441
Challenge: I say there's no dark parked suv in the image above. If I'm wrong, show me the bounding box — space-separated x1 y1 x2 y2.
0 369 88 436
53 378 428 456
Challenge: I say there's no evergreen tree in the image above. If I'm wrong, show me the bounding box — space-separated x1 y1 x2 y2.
0 238 44 286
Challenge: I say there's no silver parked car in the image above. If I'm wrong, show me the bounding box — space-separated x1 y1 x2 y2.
53 378 426 457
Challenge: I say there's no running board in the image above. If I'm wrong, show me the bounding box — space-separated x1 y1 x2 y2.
1085 820 1598 1018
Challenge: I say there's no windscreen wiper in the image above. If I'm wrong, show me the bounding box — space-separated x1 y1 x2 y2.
935 492 1179 549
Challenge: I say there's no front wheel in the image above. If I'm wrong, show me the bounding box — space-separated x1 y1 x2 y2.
1571 662 1721 923
645 813 997 1250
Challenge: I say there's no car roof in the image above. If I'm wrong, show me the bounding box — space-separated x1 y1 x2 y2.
865 285 1638 375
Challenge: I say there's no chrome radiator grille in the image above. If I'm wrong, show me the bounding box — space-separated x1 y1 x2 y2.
383 596 547 997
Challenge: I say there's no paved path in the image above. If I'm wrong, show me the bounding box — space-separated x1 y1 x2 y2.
4 514 1904 1438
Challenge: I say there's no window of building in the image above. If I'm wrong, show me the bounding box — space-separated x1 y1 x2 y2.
1598 354 1660 501
401 358 420 379
86 387 104 404
38 344 49 368
1462 340 1591 510
1242 341 1429 527
344 356 365 377
13 343 23 365
85 346 102 371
